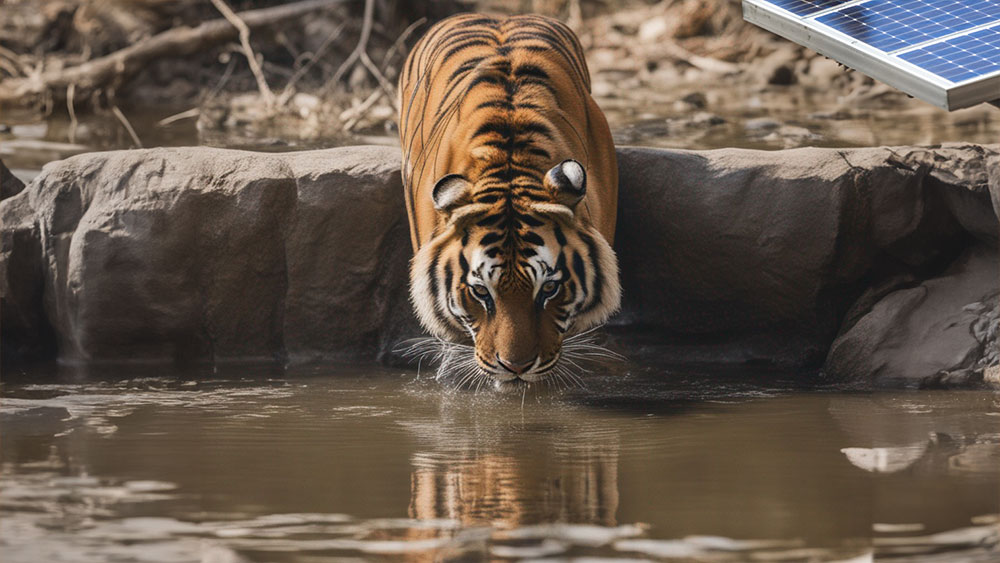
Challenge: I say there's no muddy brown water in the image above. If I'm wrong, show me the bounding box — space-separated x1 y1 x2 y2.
2 365 998 562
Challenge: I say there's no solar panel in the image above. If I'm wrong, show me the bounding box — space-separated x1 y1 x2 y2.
743 0 1000 110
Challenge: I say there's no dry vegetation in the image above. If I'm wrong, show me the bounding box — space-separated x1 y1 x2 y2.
0 0 949 147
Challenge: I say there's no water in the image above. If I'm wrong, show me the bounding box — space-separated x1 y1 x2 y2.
2 365 998 561
4 85 1000 185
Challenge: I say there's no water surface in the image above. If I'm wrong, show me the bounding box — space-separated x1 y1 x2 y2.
2 365 998 561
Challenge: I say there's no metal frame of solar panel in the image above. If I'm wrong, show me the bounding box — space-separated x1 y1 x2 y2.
742 0 1000 110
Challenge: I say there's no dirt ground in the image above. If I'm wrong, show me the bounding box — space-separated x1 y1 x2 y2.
1 0 998 156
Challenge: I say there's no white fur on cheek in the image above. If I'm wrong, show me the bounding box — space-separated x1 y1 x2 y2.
531 245 557 289
410 239 462 340
570 228 622 333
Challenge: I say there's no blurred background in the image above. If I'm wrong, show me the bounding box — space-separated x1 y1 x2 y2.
2 0 999 182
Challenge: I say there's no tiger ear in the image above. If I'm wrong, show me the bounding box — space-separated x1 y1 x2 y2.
545 159 586 208
431 174 473 212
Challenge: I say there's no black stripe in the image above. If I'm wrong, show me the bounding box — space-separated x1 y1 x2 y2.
515 212 544 227
466 74 505 89
446 57 486 85
578 232 604 314
480 232 503 246
473 121 513 139
528 147 551 159
572 251 588 302
521 231 544 246
458 252 470 276
476 213 504 227
552 224 567 245
513 64 549 81
475 100 516 111
440 39 494 64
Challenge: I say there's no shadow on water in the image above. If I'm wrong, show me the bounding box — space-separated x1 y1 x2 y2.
2 362 998 561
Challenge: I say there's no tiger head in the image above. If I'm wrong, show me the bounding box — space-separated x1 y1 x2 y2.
410 159 621 383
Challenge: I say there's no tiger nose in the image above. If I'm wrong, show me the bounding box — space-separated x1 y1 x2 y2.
496 354 536 375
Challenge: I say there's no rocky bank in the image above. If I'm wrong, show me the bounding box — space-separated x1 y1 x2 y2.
2 144 997 387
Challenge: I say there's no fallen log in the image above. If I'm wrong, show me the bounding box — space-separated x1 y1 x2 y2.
0 0 347 107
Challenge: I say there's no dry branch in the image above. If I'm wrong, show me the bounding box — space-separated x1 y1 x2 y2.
0 0 346 106
277 21 347 106
210 0 276 109
111 105 143 148
327 0 374 86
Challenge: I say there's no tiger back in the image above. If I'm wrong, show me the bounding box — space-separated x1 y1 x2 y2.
398 13 621 383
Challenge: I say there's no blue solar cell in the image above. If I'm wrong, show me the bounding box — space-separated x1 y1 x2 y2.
764 0 852 17
899 24 1000 82
818 0 1000 52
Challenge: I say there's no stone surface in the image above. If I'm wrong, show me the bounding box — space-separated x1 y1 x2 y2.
614 144 990 367
825 247 998 387
1 144 997 385
1 173 52 363
990 156 1000 235
1 158 25 200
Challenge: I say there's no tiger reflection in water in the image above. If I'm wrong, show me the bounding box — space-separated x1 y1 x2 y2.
402 412 619 529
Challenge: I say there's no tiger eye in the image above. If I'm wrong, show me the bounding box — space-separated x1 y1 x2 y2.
471 284 490 298
542 281 558 294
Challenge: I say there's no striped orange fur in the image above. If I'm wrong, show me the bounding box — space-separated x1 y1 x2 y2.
398 13 620 383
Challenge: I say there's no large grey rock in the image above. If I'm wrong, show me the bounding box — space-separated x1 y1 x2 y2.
280 149 413 363
2 146 408 364
614 144 991 366
1 144 997 385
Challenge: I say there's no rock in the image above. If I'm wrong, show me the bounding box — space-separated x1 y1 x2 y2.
989 156 1000 229
985 365 1000 386
762 125 822 147
1 144 998 382
744 118 781 132
638 17 669 42
826 247 998 387
1 158 25 200
680 92 707 109
757 46 799 86
280 148 414 363
1 182 54 364
614 144 991 367
767 65 796 86
894 145 999 245
1 146 412 365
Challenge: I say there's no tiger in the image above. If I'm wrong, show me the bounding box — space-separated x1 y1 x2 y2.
397 13 621 384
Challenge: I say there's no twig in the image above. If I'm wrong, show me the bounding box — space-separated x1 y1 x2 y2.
277 21 348 106
0 0 346 105
651 38 741 74
157 108 200 127
205 56 237 102
67 84 78 143
327 0 375 87
110 105 143 148
359 49 397 111
381 17 426 66
210 0 276 109
0 45 32 76
341 87 383 131
0 57 20 78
